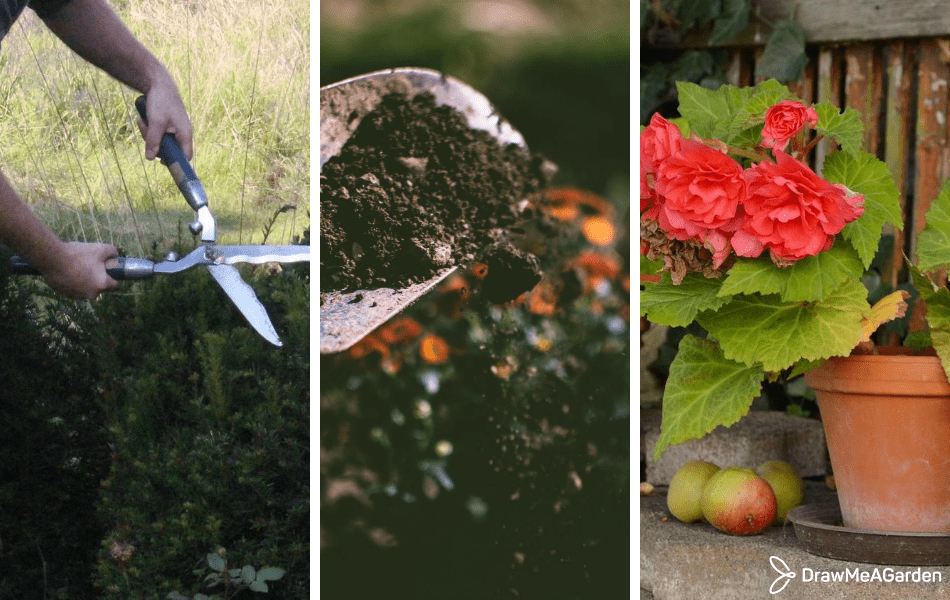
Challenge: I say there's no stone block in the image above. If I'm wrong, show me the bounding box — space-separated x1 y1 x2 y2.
642 409 827 484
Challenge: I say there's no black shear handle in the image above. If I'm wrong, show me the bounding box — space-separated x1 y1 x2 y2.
9 255 154 280
135 95 208 213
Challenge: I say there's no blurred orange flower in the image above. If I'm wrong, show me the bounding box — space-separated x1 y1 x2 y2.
347 334 389 360
438 274 472 317
527 278 559 316
419 334 450 364
541 187 613 221
442 274 469 294
378 316 422 345
574 251 622 280
582 216 616 246
469 262 489 280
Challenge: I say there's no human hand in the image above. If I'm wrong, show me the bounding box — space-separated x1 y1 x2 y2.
138 79 193 161
43 241 120 300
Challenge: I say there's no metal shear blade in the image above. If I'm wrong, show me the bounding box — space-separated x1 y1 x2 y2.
152 244 310 275
207 263 283 346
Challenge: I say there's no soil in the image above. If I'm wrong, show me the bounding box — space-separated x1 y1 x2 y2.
480 242 542 304
320 91 550 294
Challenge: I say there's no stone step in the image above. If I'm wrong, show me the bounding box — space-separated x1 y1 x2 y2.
641 482 950 599
641 409 827 485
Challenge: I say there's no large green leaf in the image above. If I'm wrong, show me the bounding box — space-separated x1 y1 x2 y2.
740 79 794 118
777 242 865 301
910 265 950 378
718 257 785 298
917 178 950 271
654 335 764 460
822 150 903 268
671 0 721 30
709 0 751 45
814 103 865 157
756 20 808 83
718 240 863 302
787 357 825 380
676 80 752 140
641 255 662 276
698 278 870 371
640 272 730 327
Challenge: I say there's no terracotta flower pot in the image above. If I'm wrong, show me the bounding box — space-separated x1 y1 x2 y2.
804 351 950 533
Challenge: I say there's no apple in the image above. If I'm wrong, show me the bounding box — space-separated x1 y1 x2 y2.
701 466 777 535
757 460 805 524
667 460 720 523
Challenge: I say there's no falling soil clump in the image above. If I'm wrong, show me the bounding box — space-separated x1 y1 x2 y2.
320 91 550 293
480 242 542 304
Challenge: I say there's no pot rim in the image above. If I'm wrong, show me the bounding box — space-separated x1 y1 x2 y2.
804 353 950 396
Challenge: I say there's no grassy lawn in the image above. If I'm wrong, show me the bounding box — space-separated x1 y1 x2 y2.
0 0 309 255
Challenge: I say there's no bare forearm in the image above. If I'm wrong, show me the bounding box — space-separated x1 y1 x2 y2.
40 0 172 94
0 170 66 274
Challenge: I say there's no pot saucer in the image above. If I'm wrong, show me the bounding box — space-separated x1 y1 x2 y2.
788 503 950 566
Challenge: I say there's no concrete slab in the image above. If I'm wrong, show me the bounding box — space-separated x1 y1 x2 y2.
642 410 827 485
641 482 950 599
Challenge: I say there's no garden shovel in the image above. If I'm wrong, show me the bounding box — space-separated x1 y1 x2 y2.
320 67 529 354
11 96 310 347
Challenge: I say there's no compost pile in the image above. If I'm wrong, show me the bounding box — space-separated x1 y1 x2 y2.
320 91 550 296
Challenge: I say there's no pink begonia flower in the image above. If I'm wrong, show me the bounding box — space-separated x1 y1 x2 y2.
761 100 819 152
738 150 864 262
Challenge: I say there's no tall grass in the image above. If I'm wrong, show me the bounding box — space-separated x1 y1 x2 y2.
0 0 309 253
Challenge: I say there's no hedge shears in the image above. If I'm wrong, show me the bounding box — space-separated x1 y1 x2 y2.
11 96 310 346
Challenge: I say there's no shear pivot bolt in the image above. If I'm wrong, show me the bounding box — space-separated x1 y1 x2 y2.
189 221 203 236
165 251 180 262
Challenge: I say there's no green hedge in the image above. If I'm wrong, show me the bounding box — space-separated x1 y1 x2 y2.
0 257 109 598
93 250 309 598
0 238 309 599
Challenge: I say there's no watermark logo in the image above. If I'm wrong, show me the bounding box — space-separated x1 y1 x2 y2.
768 555 943 594
769 556 795 594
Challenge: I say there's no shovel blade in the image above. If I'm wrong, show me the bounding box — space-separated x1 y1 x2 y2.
207 264 283 346
320 267 455 354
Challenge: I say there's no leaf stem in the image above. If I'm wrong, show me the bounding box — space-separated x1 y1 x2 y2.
692 136 773 163
799 134 825 159
729 146 773 163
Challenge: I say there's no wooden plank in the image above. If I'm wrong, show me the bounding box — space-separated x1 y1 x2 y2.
814 48 842 176
908 39 949 332
738 50 755 87
843 44 883 156
787 52 815 106
724 49 755 87
882 42 915 290
912 39 949 252
759 0 950 43
726 51 743 87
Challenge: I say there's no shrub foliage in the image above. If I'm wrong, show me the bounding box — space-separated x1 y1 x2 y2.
0 240 309 599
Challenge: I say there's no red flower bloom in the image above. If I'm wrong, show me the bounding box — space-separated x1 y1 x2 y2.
736 150 864 263
761 100 819 152
648 138 747 251
640 114 683 213
641 114 683 173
